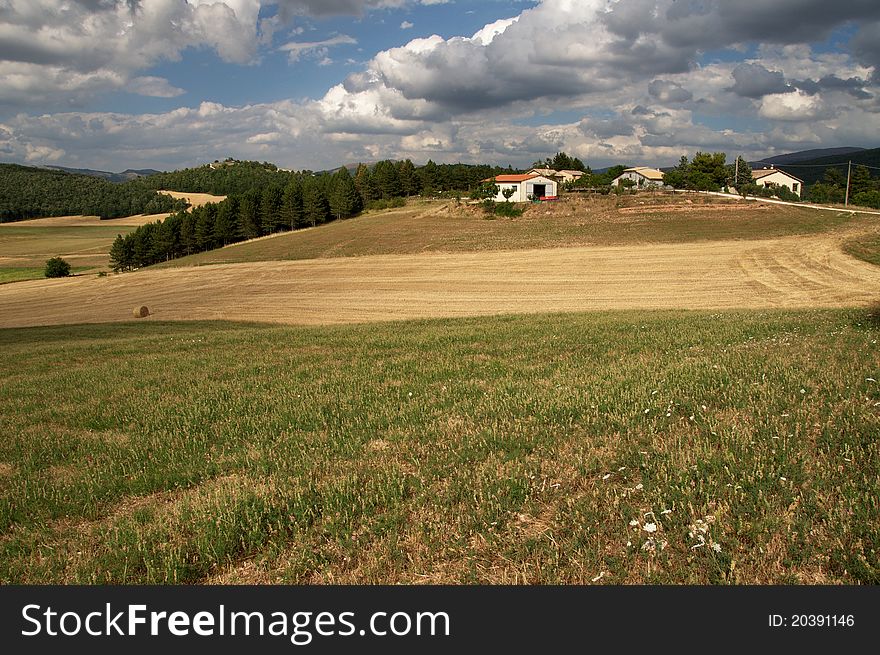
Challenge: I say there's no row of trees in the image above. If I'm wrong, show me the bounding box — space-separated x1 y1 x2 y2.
648 152 880 207
0 164 186 222
110 167 365 270
145 158 515 201
807 165 880 208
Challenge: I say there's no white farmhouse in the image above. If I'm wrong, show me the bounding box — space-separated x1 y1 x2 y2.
487 174 558 202
751 168 804 198
611 167 666 188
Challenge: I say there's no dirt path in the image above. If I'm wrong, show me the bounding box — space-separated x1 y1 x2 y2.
2 230 879 329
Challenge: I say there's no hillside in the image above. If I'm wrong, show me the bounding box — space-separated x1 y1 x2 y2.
0 163 185 222
753 147 865 166
156 195 858 269
769 147 880 186
44 166 161 183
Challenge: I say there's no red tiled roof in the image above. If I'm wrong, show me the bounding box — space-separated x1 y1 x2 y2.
487 174 541 183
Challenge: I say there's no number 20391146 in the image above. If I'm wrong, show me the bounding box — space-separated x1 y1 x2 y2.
769 614 855 628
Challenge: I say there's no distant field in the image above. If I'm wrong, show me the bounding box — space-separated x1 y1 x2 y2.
158 190 227 208
0 192 225 271
0 309 877 584
0 267 89 284
158 195 860 268
0 224 140 269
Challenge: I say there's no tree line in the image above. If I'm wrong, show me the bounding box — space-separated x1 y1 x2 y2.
143 158 513 199
0 164 186 222
111 166 367 271
652 152 880 207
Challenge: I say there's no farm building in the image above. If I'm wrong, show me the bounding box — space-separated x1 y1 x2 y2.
611 167 667 188
526 168 586 185
528 168 559 179
751 167 804 198
488 174 558 202
557 170 586 184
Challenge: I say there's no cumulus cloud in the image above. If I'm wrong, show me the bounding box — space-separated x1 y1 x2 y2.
279 35 357 63
126 76 186 98
3 0 880 171
727 63 792 98
648 80 693 104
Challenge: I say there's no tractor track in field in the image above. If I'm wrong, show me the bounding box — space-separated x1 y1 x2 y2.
2 227 880 329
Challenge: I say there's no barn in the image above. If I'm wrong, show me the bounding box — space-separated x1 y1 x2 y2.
487 174 558 202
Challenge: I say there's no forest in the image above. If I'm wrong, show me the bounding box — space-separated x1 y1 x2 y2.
109 158 517 270
0 164 186 222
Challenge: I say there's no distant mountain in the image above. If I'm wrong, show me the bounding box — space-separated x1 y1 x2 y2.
755 147 880 186
752 147 866 167
43 165 161 183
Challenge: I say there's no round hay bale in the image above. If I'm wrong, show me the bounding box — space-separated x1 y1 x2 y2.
133 306 150 319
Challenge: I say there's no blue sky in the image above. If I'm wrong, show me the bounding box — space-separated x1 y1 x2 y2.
1 1 879 172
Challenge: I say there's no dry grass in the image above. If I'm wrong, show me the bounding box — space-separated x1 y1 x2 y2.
2 229 880 329
157 194 860 268
158 190 227 209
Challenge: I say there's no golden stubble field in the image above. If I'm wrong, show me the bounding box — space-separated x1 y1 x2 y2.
2 229 880 328
0 191 226 271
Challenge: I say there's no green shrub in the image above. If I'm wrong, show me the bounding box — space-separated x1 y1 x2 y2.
366 197 406 211
44 257 72 278
494 202 524 218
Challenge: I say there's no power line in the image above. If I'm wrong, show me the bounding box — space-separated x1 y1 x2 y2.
758 161 880 171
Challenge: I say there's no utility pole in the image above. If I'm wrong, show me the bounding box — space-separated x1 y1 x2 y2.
845 160 852 206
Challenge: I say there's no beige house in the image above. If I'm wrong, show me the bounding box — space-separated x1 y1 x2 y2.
557 169 586 184
751 168 804 198
487 174 558 202
611 167 666 188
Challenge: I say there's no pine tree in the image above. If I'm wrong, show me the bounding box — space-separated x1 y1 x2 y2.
302 177 330 227
730 156 752 189
354 164 376 205
397 159 421 196
282 177 305 230
418 160 441 194
850 165 873 197
373 160 401 199
260 185 284 233
213 200 235 246
109 234 134 272
239 190 262 239
329 167 363 220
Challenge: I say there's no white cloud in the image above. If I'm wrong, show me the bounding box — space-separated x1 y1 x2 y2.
126 76 186 99
400 21 414 30
279 34 358 63
2 0 880 172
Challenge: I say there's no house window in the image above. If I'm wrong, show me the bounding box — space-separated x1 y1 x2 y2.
792 183 799 193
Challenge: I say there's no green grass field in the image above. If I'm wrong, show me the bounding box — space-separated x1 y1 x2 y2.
157 196 858 268
1 309 877 584
0 267 90 284
0 224 137 269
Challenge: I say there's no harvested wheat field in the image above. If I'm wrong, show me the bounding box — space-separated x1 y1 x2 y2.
2 230 880 329
158 190 227 208
0 213 174 229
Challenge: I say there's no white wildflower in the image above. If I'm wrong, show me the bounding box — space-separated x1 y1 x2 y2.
643 522 657 533
712 543 722 553
629 519 640 527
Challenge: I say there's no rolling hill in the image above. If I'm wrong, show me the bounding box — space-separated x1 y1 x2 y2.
760 147 880 186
